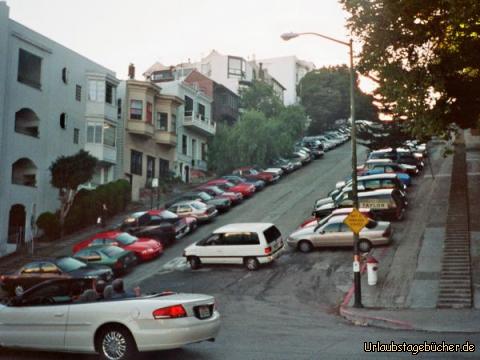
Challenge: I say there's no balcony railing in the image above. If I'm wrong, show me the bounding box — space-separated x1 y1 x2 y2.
183 113 216 136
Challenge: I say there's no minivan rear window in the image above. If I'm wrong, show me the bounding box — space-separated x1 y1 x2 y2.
263 226 281 243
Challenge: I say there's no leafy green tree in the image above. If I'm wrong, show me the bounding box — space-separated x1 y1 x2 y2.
239 80 284 118
340 0 480 137
49 150 97 237
298 66 377 134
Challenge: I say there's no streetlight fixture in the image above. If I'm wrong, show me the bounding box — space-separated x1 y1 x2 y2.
281 31 362 308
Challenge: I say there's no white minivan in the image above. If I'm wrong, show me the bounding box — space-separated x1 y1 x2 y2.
183 223 284 270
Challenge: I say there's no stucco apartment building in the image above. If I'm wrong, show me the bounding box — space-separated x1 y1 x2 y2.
258 56 315 105
116 69 183 201
0 2 119 255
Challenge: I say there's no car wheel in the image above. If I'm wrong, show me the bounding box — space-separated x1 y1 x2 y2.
298 240 313 253
244 257 260 271
358 239 372 253
188 256 201 270
97 325 137 360
14 285 24 296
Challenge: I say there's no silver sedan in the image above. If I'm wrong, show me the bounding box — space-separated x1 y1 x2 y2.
287 216 392 253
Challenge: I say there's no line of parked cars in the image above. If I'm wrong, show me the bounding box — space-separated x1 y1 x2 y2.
286 140 428 254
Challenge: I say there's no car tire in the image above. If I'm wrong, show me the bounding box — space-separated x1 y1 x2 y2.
188 256 201 270
298 240 313 253
14 285 24 296
244 257 260 271
358 239 372 253
97 325 137 360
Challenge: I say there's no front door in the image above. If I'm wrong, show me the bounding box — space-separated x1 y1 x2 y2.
8 204 26 246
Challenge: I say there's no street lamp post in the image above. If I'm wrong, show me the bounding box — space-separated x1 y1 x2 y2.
281 32 362 308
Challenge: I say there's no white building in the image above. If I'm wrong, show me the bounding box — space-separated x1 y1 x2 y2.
258 56 315 106
159 80 214 183
0 2 118 255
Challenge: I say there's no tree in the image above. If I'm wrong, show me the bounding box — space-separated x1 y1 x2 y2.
239 80 284 118
340 0 480 137
49 150 97 237
298 66 378 134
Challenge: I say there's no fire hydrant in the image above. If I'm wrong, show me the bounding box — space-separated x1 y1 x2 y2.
367 256 378 286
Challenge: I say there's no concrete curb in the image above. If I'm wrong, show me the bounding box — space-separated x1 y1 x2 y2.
339 306 414 331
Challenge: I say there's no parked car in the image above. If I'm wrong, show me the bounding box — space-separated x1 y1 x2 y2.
167 191 232 213
0 278 221 360
285 155 303 169
183 223 284 271
0 257 113 296
147 209 198 235
313 189 406 221
292 150 311 164
252 165 284 178
221 175 266 191
270 158 295 173
232 167 277 184
73 245 137 275
168 200 218 223
368 149 423 171
298 207 374 229
207 179 256 198
357 160 412 186
197 185 243 205
119 211 180 245
302 139 325 158
73 231 163 261
287 215 392 253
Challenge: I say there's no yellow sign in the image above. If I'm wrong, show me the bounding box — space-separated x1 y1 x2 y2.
344 208 369 234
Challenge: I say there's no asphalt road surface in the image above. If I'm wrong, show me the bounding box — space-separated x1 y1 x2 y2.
3 142 479 359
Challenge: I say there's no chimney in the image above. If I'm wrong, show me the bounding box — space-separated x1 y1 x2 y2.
128 63 135 80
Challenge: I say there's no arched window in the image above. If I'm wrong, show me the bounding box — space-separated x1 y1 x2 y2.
62 67 68 84
11 158 37 187
60 113 67 129
15 108 39 137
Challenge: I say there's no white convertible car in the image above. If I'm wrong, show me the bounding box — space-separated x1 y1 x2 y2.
0 279 221 360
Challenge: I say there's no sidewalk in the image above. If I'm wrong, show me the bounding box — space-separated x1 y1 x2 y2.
340 130 480 332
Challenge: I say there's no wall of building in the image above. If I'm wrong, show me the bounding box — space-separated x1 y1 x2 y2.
0 4 117 255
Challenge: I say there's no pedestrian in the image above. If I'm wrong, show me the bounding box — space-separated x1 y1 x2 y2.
99 203 108 228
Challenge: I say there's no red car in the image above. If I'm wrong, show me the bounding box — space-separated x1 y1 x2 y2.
72 231 163 261
207 179 255 198
147 209 198 236
197 185 243 205
232 167 275 184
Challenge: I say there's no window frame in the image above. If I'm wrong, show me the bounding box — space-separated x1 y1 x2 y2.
130 150 143 175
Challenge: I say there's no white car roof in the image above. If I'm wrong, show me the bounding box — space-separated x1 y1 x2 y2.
213 223 275 233
331 207 371 215
359 189 394 196
366 158 394 164
358 173 398 180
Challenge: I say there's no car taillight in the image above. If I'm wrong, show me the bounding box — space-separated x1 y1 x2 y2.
0 275 5 282
265 246 272 254
153 305 187 319
114 261 123 269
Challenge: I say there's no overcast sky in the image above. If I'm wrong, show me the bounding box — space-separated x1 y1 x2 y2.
5 0 356 80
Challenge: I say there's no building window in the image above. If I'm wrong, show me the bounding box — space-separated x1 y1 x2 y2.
130 100 143 120
146 102 153 124
15 108 39 138
73 128 79 144
117 99 122 120
11 158 37 187
191 139 197 159
61 67 68 84
103 123 116 147
171 114 177 132
198 103 205 120
228 56 246 79
86 123 102 144
18 49 42 89
59 113 67 129
88 80 105 102
156 112 168 131
201 143 207 161
75 85 82 101
159 159 169 177
182 135 187 155
105 83 113 104
184 96 193 116
131 150 143 175
147 156 155 180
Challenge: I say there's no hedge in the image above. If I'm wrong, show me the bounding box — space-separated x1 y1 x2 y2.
36 179 131 240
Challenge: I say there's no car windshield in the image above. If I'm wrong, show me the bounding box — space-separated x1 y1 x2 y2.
115 233 137 245
209 186 223 194
102 246 125 257
249 169 259 175
158 210 178 219
56 257 87 272
195 192 212 201
365 219 378 229
191 202 207 210
224 181 235 187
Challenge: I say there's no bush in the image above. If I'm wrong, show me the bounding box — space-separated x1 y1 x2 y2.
36 212 60 241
